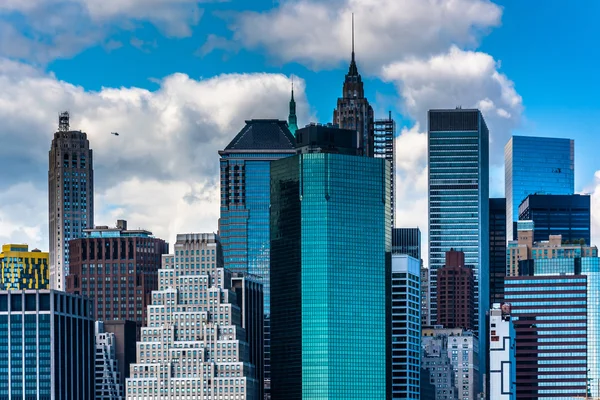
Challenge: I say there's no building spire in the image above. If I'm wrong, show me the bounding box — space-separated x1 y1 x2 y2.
348 13 359 76
288 77 298 137
352 13 355 63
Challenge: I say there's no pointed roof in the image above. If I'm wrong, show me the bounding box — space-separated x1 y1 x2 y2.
224 119 296 151
348 13 359 76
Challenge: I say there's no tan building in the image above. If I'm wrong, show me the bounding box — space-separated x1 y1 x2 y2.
507 220 597 276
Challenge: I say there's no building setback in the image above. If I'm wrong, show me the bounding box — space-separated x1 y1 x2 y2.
49 111 94 291
125 233 262 399
391 254 421 399
96 321 126 399
437 250 476 331
505 136 574 241
489 198 507 305
100 320 137 400
66 220 168 331
0 244 49 290
489 304 516 400
519 194 590 245
0 290 95 399
270 124 390 399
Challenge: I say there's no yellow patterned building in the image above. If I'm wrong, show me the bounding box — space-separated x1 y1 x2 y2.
0 244 49 289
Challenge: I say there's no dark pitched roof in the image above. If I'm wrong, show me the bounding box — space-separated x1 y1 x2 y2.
224 119 296 151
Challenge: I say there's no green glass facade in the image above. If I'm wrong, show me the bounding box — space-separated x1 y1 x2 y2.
270 152 391 400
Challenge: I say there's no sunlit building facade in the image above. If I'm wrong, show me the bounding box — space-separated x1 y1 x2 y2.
0 244 49 290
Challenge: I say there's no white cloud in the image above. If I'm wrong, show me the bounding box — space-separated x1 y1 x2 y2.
226 0 501 71
0 58 308 250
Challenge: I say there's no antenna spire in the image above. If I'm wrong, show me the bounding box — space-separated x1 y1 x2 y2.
351 13 355 62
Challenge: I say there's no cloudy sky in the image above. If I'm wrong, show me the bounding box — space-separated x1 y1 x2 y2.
1 0 599 264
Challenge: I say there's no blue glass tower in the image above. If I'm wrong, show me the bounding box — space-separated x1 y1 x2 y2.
270 125 391 399
218 119 296 396
428 109 489 393
505 136 574 241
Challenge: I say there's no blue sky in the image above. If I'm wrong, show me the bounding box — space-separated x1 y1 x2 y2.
0 0 599 252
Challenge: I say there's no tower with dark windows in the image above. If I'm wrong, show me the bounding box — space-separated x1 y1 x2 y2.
48 111 94 291
288 81 298 137
333 15 374 157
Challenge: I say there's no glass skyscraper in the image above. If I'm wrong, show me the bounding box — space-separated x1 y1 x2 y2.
219 119 296 397
270 125 390 399
505 136 574 241
489 198 507 305
392 227 421 260
428 109 489 394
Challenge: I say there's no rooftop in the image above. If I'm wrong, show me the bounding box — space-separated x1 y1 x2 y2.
222 119 296 152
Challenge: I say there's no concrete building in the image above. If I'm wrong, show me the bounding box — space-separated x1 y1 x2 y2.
422 335 457 400
66 219 168 331
101 320 137 399
125 233 261 399
0 244 49 290
391 254 421 399
507 220 597 276
423 327 480 400
270 124 390 399
374 112 396 227
49 111 94 290
437 249 476 331
490 198 507 305
505 136 574 241
96 321 125 399
428 109 489 380
421 266 430 326
0 290 95 399
489 304 516 400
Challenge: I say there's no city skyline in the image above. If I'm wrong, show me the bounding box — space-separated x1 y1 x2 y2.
0 2 599 263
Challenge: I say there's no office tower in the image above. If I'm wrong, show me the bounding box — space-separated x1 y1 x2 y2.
102 320 137 399
49 111 94 290
0 244 49 289
437 249 476 331
270 124 390 399
219 119 296 397
428 108 489 382
519 194 591 244
288 83 298 136
422 327 480 400
505 136 574 241
421 266 430 326
125 233 261 399
489 303 516 400
392 227 421 259
504 253 600 399
490 198 507 304
66 220 168 331
391 254 421 399
0 290 95 399
374 112 396 226
507 220 597 276
332 17 374 156
96 321 125 400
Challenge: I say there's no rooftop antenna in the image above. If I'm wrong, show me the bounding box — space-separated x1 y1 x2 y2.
351 13 355 61
58 111 70 132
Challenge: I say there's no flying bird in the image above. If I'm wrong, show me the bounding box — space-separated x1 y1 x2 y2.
111 132 119 136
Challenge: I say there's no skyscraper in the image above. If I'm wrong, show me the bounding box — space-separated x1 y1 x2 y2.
125 233 262 399
519 194 590 244
428 108 489 382
489 303 516 400
0 244 49 290
0 290 95 399
505 136 574 241
391 227 421 260
374 112 396 226
66 219 168 331
95 321 125 400
333 16 374 157
270 125 390 399
49 111 94 290
218 119 296 397
437 250 476 331
391 254 421 399
288 82 298 136
489 198 507 305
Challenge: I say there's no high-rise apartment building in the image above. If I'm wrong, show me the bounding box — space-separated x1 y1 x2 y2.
437 250 476 331
0 290 95 399
125 233 262 399
374 112 396 226
505 136 574 241
391 254 421 399
66 220 168 331
0 244 49 290
332 20 374 157
96 321 126 400
519 194 591 244
489 198 507 305
422 327 480 400
489 303 516 400
428 108 489 378
218 119 296 397
49 111 94 290
392 227 421 260
421 335 457 400
270 124 390 399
